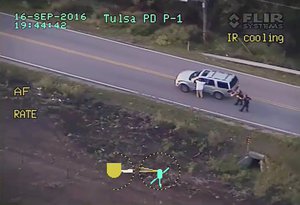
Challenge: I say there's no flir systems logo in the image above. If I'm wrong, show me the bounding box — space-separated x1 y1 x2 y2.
229 13 284 29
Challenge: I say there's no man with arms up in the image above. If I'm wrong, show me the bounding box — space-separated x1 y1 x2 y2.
193 78 206 98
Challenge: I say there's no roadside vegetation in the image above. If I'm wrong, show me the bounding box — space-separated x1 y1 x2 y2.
1 0 300 86
1 62 300 205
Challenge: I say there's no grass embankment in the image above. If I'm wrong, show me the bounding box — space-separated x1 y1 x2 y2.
1 62 300 204
1 1 300 86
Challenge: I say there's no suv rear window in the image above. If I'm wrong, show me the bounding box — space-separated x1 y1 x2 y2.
217 81 229 89
229 76 238 88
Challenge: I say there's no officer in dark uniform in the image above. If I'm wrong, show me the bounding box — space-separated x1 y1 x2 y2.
234 90 244 106
240 94 252 112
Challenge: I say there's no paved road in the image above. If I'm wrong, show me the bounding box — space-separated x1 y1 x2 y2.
1 13 300 135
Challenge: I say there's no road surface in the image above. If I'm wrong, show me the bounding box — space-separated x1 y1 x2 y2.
0 12 300 136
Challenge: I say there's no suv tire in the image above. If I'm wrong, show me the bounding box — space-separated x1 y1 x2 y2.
179 84 190 93
213 92 224 100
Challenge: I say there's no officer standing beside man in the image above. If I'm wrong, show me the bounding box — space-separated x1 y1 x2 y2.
240 94 252 112
234 89 244 106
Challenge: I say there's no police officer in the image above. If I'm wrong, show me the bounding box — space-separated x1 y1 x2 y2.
234 89 244 106
240 94 252 112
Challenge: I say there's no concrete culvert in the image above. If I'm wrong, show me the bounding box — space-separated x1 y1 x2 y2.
238 151 266 171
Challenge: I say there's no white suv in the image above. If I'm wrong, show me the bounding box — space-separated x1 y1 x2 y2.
175 69 239 100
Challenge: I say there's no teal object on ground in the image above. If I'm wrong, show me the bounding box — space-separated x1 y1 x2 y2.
157 169 163 179
150 167 170 189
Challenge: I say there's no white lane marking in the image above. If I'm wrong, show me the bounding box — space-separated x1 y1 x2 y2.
141 93 158 99
197 108 300 136
1 55 299 137
158 97 191 108
0 55 139 94
1 12 299 89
